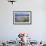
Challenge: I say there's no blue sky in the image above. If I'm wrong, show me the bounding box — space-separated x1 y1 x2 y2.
15 12 29 16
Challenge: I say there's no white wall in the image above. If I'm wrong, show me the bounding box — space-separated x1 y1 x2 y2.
0 0 46 41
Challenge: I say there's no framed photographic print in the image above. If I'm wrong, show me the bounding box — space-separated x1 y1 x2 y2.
13 11 32 25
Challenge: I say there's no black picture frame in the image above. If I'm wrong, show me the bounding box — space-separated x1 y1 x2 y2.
13 11 32 25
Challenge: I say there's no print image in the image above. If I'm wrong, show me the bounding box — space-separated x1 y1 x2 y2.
13 11 32 25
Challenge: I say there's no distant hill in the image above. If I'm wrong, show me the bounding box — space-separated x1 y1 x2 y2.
15 16 29 22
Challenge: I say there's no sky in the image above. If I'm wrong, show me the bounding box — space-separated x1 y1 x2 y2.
15 12 30 16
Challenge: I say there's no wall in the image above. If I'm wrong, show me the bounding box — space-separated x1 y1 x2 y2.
0 0 46 42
